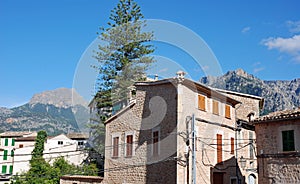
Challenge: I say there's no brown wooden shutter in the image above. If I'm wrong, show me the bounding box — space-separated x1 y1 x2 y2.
126 135 133 157
213 100 219 115
230 137 234 154
153 131 159 156
217 134 222 163
225 105 231 119
113 137 119 157
198 95 206 111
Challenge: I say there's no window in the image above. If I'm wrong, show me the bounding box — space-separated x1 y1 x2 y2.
217 134 222 163
112 137 119 157
230 177 237 184
152 130 159 156
230 137 234 154
11 139 15 146
282 130 295 152
2 165 7 174
225 105 231 119
58 141 63 145
78 141 84 146
11 150 14 157
126 135 133 157
3 150 8 160
249 132 254 159
9 165 13 174
198 95 206 111
4 138 8 146
213 100 219 115
19 144 23 148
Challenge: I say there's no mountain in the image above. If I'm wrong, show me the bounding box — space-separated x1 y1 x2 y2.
0 88 89 135
200 69 300 115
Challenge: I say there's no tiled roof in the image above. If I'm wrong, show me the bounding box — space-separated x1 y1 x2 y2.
15 136 36 141
0 131 36 138
60 175 103 182
253 108 300 123
66 133 89 140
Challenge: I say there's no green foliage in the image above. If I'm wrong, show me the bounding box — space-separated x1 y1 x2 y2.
94 0 155 119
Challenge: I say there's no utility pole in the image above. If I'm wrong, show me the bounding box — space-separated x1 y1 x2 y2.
191 114 196 184
185 116 190 184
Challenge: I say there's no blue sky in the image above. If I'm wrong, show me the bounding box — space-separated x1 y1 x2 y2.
1 0 300 107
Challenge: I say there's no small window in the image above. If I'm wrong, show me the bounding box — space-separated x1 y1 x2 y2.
249 132 254 159
3 150 8 160
11 139 15 146
19 144 24 148
112 137 119 158
225 105 231 119
282 130 295 152
126 135 133 157
2 165 7 174
152 131 159 156
78 141 84 146
11 150 14 157
4 138 8 146
198 95 206 111
58 141 63 145
230 137 234 154
9 165 13 174
213 100 219 115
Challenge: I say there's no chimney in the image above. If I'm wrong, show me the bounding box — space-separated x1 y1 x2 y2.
154 74 158 81
176 70 186 79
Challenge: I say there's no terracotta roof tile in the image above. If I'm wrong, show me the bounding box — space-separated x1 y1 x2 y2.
253 108 300 123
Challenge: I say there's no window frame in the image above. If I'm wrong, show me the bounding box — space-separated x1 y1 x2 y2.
212 100 219 115
282 130 295 152
198 94 206 111
230 137 234 155
3 150 8 160
111 132 121 158
58 141 63 145
9 165 13 174
125 131 135 157
4 138 8 146
216 134 223 163
152 127 160 157
2 165 7 174
225 104 231 119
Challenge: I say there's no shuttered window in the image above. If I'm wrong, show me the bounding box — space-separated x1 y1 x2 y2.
11 150 14 157
249 132 254 159
11 139 15 146
225 105 231 119
112 137 119 157
126 135 133 157
4 138 8 146
2 165 7 174
213 100 219 115
9 165 13 174
198 95 206 111
230 137 234 154
3 150 8 160
217 134 222 163
153 131 159 156
282 130 295 152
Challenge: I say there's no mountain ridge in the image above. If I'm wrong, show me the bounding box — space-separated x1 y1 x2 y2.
200 69 300 115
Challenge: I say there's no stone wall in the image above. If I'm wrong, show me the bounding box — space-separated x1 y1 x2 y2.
255 119 300 184
103 81 178 183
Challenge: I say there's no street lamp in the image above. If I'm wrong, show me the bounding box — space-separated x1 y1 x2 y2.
239 156 246 169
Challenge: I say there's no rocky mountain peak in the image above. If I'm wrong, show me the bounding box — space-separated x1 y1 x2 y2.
29 88 88 108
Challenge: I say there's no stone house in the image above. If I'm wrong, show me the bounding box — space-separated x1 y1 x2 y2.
253 109 300 184
100 72 263 184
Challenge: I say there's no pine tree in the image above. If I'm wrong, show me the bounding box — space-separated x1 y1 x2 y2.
94 0 155 119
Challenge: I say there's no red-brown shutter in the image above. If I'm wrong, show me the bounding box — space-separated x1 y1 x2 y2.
213 100 219 115
126 135 133 157
113 137 119 157
225 105 231 119
217 134 222 163
198 95 206 111
230 137 234 154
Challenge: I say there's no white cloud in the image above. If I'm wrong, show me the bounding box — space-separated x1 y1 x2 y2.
253 67 264 74
241 26 251 33
286 20 300 33
261 35 300 62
